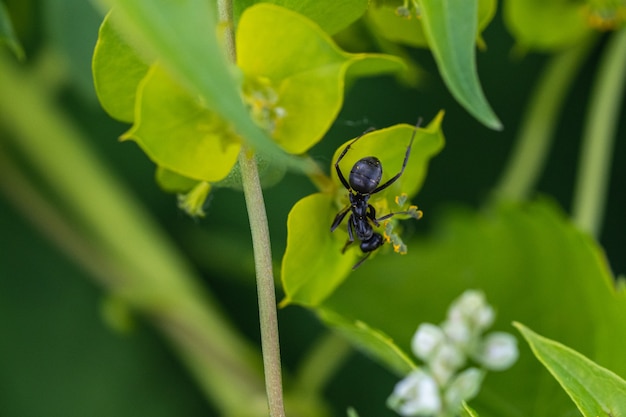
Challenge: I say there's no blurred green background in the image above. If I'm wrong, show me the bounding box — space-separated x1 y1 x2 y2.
1 0 624 416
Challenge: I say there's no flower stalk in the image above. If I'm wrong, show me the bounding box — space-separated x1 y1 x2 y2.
218 0 286 415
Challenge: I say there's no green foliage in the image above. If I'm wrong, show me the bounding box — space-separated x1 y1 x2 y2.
93 3 403 189
233 0 369 35
461 402 480 417
367 0 496 49
237 3 405 155
419 0 501 130
313 200 626 416
367 0 501 130
0 1 24 60
503 0 592 51
281 115 445 307
516 323 626 417
123 64 241 182
3 0 626 416
92 10 149 123
319 308 417 376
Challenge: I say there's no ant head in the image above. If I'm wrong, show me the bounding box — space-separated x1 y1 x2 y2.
349 156 382 194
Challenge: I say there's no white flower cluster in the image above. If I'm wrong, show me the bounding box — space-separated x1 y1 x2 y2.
388 290 518 417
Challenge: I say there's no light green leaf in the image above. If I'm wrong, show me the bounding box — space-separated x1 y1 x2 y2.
280 193 358 307
238 3 405 154
515 323 626 417
123 64 241 182
92 10 150 123
318 308 417 376
233 0 369 35
318 200 626 416
281 116 444 307
96 0 304 169
367 5 429 47
503 0 592 51
0 2 25 60
420 0 502 130
155 166 199 194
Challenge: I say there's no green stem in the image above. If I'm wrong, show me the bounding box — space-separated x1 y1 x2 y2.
572 28 626 237
218 1 286 415
239 149 286 417
493 37 594 202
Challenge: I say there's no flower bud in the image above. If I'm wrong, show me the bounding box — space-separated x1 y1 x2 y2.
411 323 444 361
388 369 442 416
475 332 519 371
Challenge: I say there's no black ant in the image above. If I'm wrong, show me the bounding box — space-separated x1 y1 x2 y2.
331 122 421 270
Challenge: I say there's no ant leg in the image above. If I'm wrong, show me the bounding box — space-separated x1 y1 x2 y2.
331 205 351 232
352 252 372 270
367 204 380 227
342 216 355 253
376 209 421 222
371 119 422 194
335 127 376 190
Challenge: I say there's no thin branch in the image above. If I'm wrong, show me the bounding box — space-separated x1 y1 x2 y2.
572 28 626 237
493 37 594 202
217 1 286 415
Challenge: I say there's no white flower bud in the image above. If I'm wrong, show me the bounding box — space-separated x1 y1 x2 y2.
447 290 494 332
411 323 445 361
441 318 472 349
429 342 465 385
475 332 519 371
388 369 441 416
444 367 485 409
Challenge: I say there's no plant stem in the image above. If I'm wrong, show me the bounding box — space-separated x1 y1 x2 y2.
218 0 286 415
572 28 626 237
239 149 286 417
493 37 594 202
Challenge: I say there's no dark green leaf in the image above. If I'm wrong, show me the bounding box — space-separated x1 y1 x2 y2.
318 308 416 376
317 200 626 416
516 323 626 417
420 0 502 130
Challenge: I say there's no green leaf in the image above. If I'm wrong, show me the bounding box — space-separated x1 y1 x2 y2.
316 200 626 416
420 0 502 130
92 10 150 123
367 0 496 48
155 166 199 194
318 308 417 376
96 0 303 169
280 193 358 307
233 0 369 35
281 116 444 307
503 0 592 51
237 3 405 154
515 323 626 417
0 1 25 60
123 64 241 182
461 402 480 417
